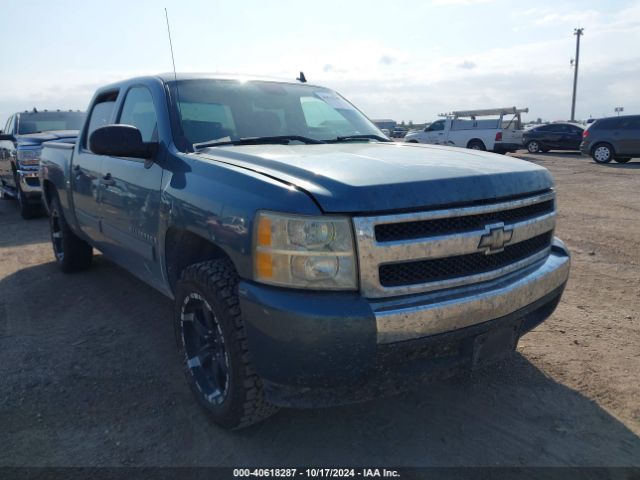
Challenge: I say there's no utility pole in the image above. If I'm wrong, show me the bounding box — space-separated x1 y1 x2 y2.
570 28 584 122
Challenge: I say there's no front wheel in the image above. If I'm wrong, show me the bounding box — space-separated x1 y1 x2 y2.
592 144 613 163
14 173 41 220
49 192 93 272
614 157 632 163
175 259 278 429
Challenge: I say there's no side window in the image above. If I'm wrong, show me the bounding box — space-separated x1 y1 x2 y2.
118 86 158 142
619 117 640 129
84 91 118 150
430 120 445 131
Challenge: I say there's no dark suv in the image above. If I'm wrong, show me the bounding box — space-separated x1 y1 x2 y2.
580 115 640 164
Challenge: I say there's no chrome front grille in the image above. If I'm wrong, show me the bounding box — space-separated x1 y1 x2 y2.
353 191 556 298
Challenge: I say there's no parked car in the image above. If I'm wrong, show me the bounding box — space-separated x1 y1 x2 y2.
580 115 640 163
404 107 527 153
40 74 570 429
0 109 84 218
523 122 584 153
391 126 408 138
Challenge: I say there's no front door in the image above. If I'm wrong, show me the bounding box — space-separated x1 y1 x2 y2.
97 85 164 287
426 120 446 144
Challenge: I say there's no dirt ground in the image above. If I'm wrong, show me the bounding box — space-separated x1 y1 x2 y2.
0 152 638 467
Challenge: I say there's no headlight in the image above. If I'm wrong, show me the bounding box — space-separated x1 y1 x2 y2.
17 147 42 166
253 211 357 290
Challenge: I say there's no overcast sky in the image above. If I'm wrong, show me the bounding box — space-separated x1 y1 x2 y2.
1 0 639 125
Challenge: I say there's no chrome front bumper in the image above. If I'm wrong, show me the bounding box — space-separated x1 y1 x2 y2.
17 169 41 194
372 238 570 344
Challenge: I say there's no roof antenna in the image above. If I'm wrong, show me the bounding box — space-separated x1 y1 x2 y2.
164 9 183 114
296 71 307 83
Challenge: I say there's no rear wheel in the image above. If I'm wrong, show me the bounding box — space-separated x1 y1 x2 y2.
49 192 93 272
526 140 541 153
467 140 486 151
592 143 614 163
175 259 278 429
614 157 632 163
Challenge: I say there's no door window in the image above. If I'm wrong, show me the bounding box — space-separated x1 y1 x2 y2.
429 120 445 131
118 87 158 142
84 91 118 150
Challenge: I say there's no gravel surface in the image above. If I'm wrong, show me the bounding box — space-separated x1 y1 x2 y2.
0 152 638 467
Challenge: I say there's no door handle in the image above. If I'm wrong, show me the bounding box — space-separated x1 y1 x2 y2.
101 173 115 186
73 164 81 172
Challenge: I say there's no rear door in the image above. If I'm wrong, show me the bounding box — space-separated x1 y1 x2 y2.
617 116 640 156
565 124 584 149
97 85 164 286
71 91 118 243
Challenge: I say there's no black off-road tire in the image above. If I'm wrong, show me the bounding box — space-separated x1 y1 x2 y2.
49 192 93 272
614 157 632 163
467 139 486 151
175 259 278 429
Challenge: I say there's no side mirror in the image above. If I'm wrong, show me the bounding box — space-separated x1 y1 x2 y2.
89 124 157 159
0 133 15 141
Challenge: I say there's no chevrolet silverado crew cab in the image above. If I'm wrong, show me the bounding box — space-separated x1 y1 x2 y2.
0 109 84 218
40 74 570 429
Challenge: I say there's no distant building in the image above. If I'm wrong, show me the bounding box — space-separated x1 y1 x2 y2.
372 118 396 130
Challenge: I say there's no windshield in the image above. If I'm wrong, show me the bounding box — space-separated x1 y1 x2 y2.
17 111 85 135
167 79 383 150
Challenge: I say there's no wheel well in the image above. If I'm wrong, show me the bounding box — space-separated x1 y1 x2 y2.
42 180 54 209
164 228 233 292
467 139 485 148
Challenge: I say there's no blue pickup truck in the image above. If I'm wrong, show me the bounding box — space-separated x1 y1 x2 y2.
40 73 570 429
0 109 84 218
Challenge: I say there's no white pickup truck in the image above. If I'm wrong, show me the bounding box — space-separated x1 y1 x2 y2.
405 107 528 154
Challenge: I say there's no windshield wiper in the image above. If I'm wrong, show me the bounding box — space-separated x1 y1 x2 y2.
194 135 326 149
324 134 392 143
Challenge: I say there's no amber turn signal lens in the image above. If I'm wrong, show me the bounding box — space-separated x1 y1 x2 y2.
255 252 273 279
257 217 272 246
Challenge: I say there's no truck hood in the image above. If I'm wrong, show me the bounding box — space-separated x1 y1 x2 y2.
16 130 79 147
196 143 553 213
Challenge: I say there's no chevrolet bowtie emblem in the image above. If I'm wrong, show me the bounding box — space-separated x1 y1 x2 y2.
478 223 513 254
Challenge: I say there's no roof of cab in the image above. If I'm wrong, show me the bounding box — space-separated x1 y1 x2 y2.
96 72 319 92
